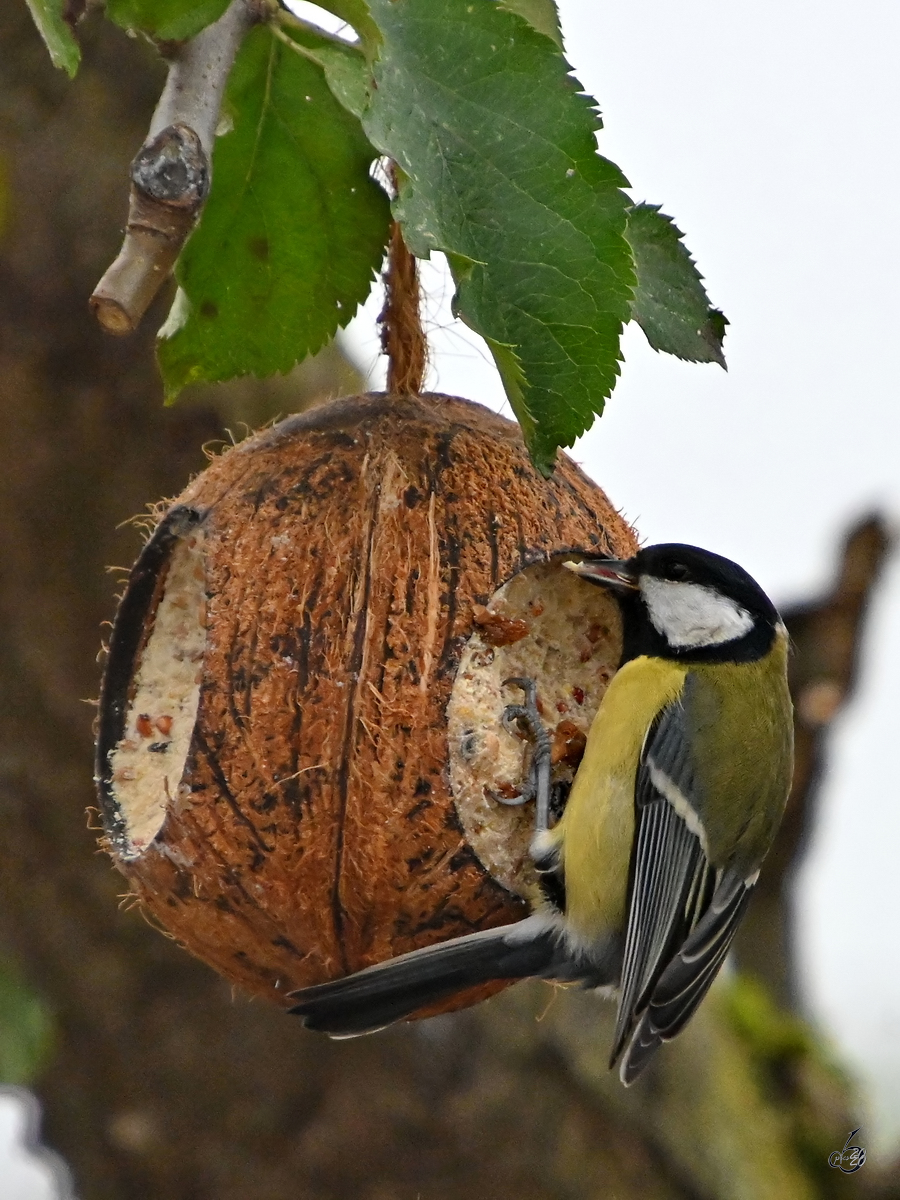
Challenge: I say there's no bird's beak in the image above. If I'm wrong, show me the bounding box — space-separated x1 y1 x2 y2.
563 558 639 592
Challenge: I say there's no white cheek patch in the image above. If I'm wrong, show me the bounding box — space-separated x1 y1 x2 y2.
640 577 754 649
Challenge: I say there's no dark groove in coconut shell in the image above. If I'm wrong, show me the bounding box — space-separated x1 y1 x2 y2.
97 393 637 1012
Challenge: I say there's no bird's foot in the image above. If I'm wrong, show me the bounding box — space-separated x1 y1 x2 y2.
498 676 552 834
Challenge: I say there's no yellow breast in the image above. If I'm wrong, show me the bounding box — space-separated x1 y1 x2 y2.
551 656 687 941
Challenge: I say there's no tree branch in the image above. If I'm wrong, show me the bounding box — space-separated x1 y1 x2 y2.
89 0 261 336
736 514 893 1001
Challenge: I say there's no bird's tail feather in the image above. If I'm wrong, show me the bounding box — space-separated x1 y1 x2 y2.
289 916 569 1037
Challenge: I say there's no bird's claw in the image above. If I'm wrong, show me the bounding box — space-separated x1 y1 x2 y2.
502 677 539 726
491 787 532 808
498 676 552 833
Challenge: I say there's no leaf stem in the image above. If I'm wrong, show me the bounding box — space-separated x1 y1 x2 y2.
380 172 427 396
274 7 362 51
270 24 330 68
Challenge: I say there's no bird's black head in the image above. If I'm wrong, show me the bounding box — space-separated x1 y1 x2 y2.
567 543 782 664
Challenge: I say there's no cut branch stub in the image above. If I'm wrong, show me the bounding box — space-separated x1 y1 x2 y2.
96 392 637 1012
90 0 257 334
91 125 210 336
132 123 210 209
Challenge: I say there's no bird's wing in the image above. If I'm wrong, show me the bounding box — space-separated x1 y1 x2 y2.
618 870 752 1083
609 688 754 1080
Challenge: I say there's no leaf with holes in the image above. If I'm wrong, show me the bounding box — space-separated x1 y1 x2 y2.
158 25 391 398
362 0 634 473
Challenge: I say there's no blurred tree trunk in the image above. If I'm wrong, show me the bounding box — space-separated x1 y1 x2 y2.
0 7 898 1199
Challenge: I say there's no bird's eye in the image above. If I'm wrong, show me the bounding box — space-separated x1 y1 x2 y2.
668 563 690 581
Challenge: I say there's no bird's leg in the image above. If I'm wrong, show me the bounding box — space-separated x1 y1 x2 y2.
499 677 552 835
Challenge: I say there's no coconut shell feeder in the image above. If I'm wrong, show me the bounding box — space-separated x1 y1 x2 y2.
96 228 638 1017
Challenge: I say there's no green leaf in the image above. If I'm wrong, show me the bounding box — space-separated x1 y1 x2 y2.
626 202 727 367
0 959 53 1087
485 337 534 444
499 0 562 48
158 25 391 397
24 0 80 77
276 20 371 118
106 0 231 42
363 0 634 472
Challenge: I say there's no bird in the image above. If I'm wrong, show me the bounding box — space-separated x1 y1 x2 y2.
289 543 794 1084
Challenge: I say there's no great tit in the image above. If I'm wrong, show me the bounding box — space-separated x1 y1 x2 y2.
289 544 793 1084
